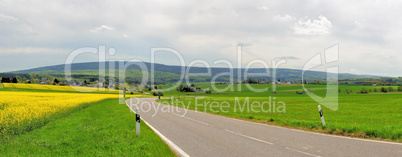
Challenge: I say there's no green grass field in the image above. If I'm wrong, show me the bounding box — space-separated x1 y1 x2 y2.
0 98 175 156
0 84 175 156
157 83 402 142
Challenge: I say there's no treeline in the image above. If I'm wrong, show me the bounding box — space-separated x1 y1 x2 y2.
341 86 402 94
339 78 402 86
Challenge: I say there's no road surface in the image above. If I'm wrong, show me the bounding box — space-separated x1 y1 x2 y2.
126 98 401 157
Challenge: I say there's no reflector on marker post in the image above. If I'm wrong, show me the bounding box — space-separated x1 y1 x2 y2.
318 105 325 125
136 108 140 135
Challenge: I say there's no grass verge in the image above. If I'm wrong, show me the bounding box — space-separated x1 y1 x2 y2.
156 88 402 142
0 98 176 156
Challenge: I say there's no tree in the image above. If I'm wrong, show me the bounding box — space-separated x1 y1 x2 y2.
388 87 394 92
1 77 11 83
177 85 184 92
381 87 387 93
11 77 18 83
360 88 368 94
152 90 164 96
114 84 119 90
54 78 60 84
398 86 402 92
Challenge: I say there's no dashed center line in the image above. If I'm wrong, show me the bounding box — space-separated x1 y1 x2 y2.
285 147 321 157
172 112 210 126
224 129 274 145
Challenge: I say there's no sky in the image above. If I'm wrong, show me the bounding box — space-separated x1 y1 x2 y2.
0 0 401 77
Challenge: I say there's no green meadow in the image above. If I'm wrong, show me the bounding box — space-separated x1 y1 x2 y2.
0 98 175 156
0 84 175 156
158 83 402 142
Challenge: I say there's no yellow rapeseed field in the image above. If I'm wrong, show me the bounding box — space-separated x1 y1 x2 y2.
0 91 142 136
3 83 121 93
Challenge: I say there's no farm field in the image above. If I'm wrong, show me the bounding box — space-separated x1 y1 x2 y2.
0 83 174 156
0 98 175 156
157 83 402 142
0 91 136 136
2 83 128 94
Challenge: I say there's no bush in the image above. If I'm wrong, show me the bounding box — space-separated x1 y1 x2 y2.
398 86 402 92
59 83 67 86
114 84 119 90
205 90 212 94
381 87 387 93
152 90 164 96
388 87 394 92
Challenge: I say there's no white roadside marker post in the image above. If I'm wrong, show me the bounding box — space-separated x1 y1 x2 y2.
136 108 140 135
171 96 173 105
318 105 326 126
123 89 126 99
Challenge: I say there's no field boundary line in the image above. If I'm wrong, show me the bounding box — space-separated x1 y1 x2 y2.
125 98 190 157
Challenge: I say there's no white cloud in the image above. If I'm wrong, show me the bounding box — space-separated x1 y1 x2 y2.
90 25 114 33
272 14 294 22
257 6 268 10
294 15 332 35
0 14 18 22
0 47 67 54
0 1 400 76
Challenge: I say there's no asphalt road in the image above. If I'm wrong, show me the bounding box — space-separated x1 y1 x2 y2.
126 98 401 157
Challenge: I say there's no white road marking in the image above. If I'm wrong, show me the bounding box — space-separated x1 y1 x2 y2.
193 109 402 146
172 112 210 126
225 129 273 145
285 147 321 157
126 100 190 157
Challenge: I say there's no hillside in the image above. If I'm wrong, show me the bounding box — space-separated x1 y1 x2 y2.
3 61 385 84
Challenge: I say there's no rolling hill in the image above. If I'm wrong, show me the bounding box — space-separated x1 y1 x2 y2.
2 61 385 84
